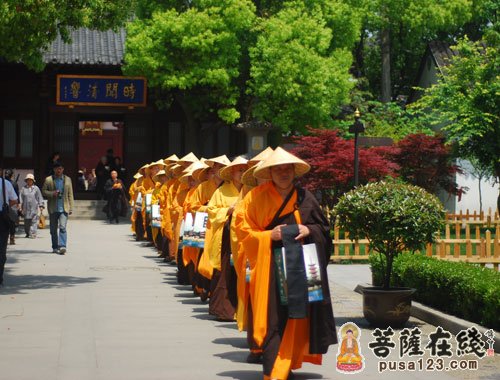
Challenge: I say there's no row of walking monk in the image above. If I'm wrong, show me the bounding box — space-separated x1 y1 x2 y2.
128 147 350 380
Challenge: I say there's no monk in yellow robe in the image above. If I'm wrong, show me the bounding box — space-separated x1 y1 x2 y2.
132 164 150 241
176 160 208 285
233 153 273 363
207 156 248 321
240 147 337 380
141 160 164 244
168 152 198 262
191 155 230 301
129 172 142 235
151 170 169 250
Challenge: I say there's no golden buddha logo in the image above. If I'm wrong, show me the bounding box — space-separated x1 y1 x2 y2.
336 322 365 374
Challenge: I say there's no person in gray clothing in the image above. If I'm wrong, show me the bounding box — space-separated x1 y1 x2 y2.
19 173 44 238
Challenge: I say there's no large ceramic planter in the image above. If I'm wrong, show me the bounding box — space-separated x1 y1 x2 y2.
361 287 416 328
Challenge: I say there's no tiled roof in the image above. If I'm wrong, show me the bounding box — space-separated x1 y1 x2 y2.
43 28 126 66
428 41 458 72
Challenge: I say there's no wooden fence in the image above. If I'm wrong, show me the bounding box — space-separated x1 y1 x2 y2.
445 208 500 227
330 221 500 271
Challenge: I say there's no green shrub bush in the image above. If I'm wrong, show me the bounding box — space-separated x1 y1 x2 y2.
371 253 500 330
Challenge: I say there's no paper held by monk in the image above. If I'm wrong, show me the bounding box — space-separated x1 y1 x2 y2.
151 204 161 228
135 193 142 211
274 243 324 304
145 194 152 214
182 211 207 248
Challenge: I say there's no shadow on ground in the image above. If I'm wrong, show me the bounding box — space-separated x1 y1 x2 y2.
0 274 100 295
213 337 248 349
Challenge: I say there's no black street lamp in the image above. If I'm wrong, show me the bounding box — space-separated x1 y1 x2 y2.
349 109 365 187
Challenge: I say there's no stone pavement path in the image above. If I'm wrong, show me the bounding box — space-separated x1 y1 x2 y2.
0 220 498 380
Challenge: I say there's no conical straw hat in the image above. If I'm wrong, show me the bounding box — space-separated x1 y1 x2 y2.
170 164 185 177
151 159 166 168
193 166 210 182
138 163 150 175
253 146 310 180
241 163 259 187
153 170 167 182
205 154 231 167
184 160 209 174
248 146 274 167
133 172 142 180
219 156 248 181
163 154 179 165
178 152 199 166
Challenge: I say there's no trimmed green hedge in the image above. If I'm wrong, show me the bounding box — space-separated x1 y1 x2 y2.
370 253 500 330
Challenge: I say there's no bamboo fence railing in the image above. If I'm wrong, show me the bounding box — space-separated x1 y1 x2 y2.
330 210 500 271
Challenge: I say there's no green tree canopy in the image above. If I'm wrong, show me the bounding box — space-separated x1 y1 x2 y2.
124 0 361 143
411 35 500 210
248 1 358 133
0 0 134 71
355 0 474 101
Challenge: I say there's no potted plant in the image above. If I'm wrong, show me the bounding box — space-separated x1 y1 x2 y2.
333 180 444 327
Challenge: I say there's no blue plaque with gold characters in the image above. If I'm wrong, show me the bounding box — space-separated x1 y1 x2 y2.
56 75 147 107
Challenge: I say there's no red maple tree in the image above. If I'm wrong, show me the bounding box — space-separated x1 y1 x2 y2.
382 133 464 196
291 128 398 208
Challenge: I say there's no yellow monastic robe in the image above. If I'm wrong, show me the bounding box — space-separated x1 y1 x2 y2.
150 182 163 244
130 177 143 233
171 182 189 259
206 181 240 271
140 176 155 230
232 186 253 331
241 182 321 379
191 179 219 279
167 179 181 256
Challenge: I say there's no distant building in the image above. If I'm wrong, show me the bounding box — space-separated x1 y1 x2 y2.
410 41 497 213
0 28 246 197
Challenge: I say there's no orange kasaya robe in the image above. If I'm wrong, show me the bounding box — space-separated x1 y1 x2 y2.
190 179 219 280
160 180 173 242
182 186 199 267
241 182 322 379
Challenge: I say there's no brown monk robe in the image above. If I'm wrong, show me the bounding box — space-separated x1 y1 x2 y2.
207 156 248 321
241 147 337 380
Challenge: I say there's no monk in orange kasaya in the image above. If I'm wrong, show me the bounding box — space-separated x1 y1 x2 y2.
240 147 337 380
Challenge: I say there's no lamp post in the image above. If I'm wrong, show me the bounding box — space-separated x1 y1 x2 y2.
349 109 365 187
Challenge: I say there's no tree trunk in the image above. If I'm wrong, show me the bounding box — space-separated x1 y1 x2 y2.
380 28 391 103
175 93 200 154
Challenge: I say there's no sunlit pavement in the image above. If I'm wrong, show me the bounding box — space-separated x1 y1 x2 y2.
0 220 498 380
